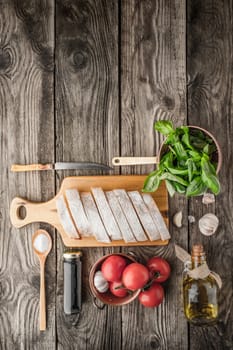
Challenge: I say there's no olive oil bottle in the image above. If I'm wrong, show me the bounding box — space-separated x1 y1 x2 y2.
183 245 218 326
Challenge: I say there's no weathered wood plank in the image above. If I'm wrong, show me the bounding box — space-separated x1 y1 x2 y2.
120 1 187 349
187 1 233 349
0 0 55 349
55 1 120 349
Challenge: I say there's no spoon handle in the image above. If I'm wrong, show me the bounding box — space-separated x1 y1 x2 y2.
112 156 159 166
40 260 46 331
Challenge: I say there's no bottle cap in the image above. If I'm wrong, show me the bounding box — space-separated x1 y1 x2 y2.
63 251 82 260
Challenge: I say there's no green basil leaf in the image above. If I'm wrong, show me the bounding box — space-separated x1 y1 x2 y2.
173 142 188 160
190 136 207 149
160 172 188 186
188 150 201 161
164 132 179 145
182 133 194 150
203 143 217 155
178 159 187 168
165 180 176 197
201 173 220 195
201 156 220 194
190 129 205 140
186 176 207 197
142 169 162 193
173 182 186 194
187 159 193 182
201 154 215 175
166 166 188 176
160 151 173 167
154 120 174 135
203 144 210 154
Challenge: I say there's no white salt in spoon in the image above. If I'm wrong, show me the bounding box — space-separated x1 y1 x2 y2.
32 229 52 331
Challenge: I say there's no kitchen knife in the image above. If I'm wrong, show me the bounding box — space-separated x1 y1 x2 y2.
11 162 113 172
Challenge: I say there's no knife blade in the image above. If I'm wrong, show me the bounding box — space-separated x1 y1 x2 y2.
11 162 113 172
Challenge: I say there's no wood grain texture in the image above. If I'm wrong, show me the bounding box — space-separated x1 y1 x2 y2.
55 1 120 349
0 0 55 349
187 1 233 349
0 1 232 349
120 1 187 349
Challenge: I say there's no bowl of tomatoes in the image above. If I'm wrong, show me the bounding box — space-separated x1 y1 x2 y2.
89 253 171 308
89 253 141 306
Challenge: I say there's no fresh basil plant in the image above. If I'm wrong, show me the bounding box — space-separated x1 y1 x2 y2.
142 120 220 197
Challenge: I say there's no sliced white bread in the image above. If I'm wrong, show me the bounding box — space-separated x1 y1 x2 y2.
105 191 137 243
128 191 161 241
65 189 92 236
113 189 148 241
56 195 80 238
142 193 171 240
80 192 111 243
91 188 122 240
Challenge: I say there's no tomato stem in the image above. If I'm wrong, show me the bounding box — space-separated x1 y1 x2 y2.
114 285 133 294
142 272 160 291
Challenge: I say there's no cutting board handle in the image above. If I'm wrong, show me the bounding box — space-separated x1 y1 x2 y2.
10 197 54 228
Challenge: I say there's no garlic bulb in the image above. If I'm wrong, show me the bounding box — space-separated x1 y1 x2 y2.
198 213 219 236
94 271 109 293
173 211 183 228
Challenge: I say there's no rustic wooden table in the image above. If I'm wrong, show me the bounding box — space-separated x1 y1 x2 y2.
0 1 232 349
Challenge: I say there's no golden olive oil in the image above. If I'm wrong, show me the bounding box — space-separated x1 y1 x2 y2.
183 245 218 326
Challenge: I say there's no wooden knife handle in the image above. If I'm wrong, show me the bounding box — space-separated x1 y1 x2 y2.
11 164 53 172
112 156 159 166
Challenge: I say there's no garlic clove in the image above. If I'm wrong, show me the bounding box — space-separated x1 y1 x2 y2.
202 193 215 205
188 215 195 224
198 213 219 236
173 211 183 228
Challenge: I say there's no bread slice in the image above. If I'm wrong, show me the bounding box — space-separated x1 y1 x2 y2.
91 188 122 240
128 191 161 241
65 189 92 236
81 192 111 243
113 189 148 241
142 193 171 240
105 191 136 243
56 195 80 238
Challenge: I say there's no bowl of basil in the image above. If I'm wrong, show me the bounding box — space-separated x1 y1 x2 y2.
142 120 222 197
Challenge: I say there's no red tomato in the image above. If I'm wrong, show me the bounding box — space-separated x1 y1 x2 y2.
122 263 149 291
101 255 127 282
147 257 171 283
109 281 128 297
138 282 164 307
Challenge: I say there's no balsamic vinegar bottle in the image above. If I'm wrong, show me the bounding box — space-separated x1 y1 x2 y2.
183 245 218 326
63 251 82 315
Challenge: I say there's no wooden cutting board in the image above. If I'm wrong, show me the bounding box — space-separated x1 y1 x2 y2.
10 176 169 247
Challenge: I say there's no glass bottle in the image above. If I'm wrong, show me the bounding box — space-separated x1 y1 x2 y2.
183 244 218 326
63 251 82 315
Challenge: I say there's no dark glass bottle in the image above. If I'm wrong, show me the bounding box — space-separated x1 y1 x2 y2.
63 251 82 315
183 245 218 326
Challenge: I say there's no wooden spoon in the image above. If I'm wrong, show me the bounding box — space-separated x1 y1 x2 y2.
32 229 52 331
